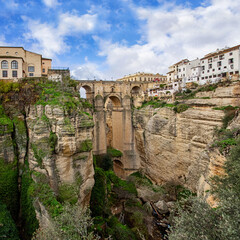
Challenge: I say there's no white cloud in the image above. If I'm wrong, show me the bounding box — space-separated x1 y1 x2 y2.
72 63 104 80
23 12 99 58
87 0 240 78
42 0 59 8
58 13 97 35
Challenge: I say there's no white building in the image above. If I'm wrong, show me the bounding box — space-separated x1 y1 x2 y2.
147 44 240 98
200 45 240 84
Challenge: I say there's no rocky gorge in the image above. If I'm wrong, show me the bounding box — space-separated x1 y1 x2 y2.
0 78 240 240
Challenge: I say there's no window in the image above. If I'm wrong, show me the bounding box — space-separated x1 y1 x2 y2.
230 64 234 69
1 60 8 69
219 55 224 60
229 52 233 56
229 58 234 64
213 69 215 71
224 66 227 68
218 67 221 70
235 71 239 74
230 72 233 75
12 71 17 77
213 75 216 77
202 66 205 70
11 60 18 69
28 66 35 72
15 52 18 55
207 70 210 73
209 64 212 69
2 70 8 77
209 76 212 78
202 77 204 80
42 68 45 73
202 60 204 63
208 58 212 63
29 73 34 76
217 61 221 67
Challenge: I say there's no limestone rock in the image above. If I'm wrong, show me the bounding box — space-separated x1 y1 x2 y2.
137 186 163 203
27 104 95 211
134 105 225 191
155 200 169 214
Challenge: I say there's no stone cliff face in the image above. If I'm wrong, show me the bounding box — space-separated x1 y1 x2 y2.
0 79 95 238
133 107 224 191
27 104 95 207
133 82 240 193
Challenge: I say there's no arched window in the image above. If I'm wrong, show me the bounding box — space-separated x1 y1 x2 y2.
1 60 8 69
11 60 18 69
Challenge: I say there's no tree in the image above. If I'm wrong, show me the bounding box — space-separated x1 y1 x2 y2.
168 137 240 240
33 204 99 240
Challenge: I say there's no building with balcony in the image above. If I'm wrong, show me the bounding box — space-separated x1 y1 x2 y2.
0 47 52 80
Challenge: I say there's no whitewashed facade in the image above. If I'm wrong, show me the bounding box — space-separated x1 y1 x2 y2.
149 44 240 98
200 45 240 84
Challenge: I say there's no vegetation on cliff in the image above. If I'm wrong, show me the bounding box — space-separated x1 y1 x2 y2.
0 78 95 240
168 127 240 240
0 202 20 240
90 154 166 240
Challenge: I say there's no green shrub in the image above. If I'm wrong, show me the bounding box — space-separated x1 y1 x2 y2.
33 204 96 240
173 104 189 113
222 106 236 129
95 154 113 171
0 202 20 240
20 169 39 239
79 139 93 152
90 167 107 217
0 158 18 220
107 147 123 157
49 131 58 153
58 183 78 205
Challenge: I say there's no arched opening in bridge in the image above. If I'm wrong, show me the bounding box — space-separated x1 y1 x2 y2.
105 95 123 155
131 86 141 96
113 159 124 179
80 85 92 99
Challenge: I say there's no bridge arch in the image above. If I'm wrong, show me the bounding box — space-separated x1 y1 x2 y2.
131 85 142 96
104 94 122 109
80 84 93 100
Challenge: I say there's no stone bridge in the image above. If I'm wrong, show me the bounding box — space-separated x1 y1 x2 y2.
77 80 154 177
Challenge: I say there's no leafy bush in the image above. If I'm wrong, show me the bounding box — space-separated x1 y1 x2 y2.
0 158 18 220
107 147 123 157
222 106 237 129
173 104 189 113
0 202 19 240
94 154 113 171
90 167 107 217
33 204 97 240
20 169 39 239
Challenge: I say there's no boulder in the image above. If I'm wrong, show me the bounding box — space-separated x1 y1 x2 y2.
155 200 169 214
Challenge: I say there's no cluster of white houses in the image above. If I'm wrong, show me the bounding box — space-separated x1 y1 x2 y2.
147 44 240 97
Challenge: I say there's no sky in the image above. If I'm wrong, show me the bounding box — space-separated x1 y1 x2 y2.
1 0 240 80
